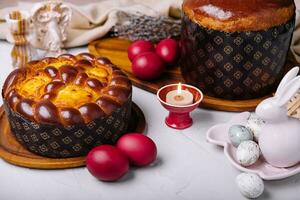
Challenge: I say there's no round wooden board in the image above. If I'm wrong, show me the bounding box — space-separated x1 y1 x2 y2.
0 103 146 169
88 38 297 112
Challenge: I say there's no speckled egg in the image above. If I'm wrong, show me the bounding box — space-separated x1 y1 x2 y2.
228 125 253 147
246 114 265 142
236 173 264 199
236 141 260 166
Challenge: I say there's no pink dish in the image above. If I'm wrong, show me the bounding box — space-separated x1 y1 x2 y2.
206 112 300 180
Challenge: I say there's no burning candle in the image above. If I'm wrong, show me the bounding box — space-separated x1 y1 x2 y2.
166 83 194 106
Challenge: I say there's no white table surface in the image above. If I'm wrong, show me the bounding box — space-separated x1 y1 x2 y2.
0 41 299 200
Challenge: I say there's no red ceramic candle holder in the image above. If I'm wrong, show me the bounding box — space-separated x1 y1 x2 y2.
157 83 203 129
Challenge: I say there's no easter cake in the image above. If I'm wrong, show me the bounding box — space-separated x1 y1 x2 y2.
181 0 295 99
2 53 132 158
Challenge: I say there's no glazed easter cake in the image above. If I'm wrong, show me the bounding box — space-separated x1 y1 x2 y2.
181 0 295 99
2 53 132 158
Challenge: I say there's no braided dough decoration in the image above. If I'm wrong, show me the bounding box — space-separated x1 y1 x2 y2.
2 53 132 126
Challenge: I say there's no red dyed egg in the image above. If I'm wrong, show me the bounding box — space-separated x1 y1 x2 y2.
156 38 180 66
132 52 165 80
127 40 155 61
116 133 157 167
86 145 129 181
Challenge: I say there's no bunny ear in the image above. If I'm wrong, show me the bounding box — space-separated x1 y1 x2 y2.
275 67 299 97
277 76 300 106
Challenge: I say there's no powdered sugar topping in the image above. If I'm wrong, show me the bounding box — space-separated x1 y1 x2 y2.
198 4 233 20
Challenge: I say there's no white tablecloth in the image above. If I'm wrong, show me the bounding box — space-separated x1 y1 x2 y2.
0 41 299 200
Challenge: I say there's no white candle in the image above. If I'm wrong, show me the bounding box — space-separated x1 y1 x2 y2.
166 83 194 106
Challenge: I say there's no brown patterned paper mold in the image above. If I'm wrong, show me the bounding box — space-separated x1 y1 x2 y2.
180 0 296 100
2 53 132 158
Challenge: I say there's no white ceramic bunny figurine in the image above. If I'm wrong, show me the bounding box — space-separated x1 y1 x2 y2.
256 67 300 168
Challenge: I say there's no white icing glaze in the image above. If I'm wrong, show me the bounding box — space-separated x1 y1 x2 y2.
198 4 232 20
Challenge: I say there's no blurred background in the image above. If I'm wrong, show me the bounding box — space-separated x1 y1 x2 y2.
1 0 299 8
0 0 100 7
0 0 300 8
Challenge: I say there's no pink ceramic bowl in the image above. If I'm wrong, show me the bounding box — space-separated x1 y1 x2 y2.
206 112 300 180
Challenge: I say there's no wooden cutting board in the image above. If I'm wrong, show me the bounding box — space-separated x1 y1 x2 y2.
88 38 296 112
0 103 146 169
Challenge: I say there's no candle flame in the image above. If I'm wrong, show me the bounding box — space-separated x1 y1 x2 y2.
177 82 182 94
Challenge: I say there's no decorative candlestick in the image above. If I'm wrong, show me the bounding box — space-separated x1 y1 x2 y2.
157 83 203 129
